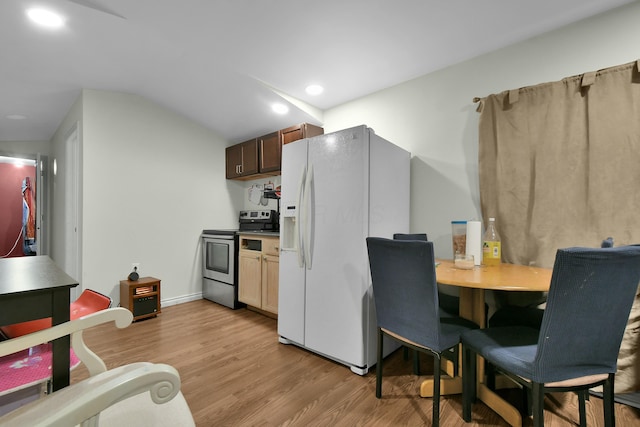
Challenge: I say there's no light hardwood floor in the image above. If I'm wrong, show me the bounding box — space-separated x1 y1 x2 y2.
74 300 640 426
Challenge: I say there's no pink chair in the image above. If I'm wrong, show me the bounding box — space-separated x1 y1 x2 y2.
0 308 195 426
0 289 111 339
0 289 111 415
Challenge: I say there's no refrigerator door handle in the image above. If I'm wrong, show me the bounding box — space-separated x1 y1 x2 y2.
296 166 306 268
303 163 314 270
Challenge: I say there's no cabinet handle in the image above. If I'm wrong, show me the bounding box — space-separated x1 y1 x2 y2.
256 256 260 260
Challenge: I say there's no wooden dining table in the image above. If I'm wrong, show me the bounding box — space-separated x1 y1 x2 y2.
0 256 79 392
421 259 553 427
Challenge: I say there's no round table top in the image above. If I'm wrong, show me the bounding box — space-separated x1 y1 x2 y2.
435 259 552 292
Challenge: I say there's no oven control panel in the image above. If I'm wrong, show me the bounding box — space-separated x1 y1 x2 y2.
239 210 275 221
239 210 279 231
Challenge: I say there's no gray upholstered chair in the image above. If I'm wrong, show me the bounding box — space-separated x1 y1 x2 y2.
461 245 640 427
366 237 478 427
488 237 616 330
393 233 460 316
392 233 461 377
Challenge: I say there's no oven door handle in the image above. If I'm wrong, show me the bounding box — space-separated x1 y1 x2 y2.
201 235 235 240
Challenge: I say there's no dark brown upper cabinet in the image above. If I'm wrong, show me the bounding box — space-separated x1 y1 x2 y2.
226 123 324 180
281 123 324 145
258 131 281 174
225 138 258 179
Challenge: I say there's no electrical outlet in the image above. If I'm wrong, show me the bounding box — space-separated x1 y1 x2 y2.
131 263 140 272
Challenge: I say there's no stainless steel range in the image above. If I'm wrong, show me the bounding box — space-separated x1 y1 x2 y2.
201 229 241 309
201 210 279 309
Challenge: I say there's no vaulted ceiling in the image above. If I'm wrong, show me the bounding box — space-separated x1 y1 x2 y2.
0 0 634 143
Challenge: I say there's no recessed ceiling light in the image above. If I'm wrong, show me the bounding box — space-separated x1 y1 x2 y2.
272 103 289 115
27 8 65 28
6 114 27 120
306 84 324 96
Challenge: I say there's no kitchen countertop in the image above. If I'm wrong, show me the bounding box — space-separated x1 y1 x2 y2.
238 230 280 237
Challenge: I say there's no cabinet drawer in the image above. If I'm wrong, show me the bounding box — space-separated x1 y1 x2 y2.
263 237 280 256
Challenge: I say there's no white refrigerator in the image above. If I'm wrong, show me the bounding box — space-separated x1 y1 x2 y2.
278 125 410 375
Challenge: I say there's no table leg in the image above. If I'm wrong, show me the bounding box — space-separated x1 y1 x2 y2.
420 376 462 397
50 288 71 392
478 384 522 426
418 287 482 398
460 288 523 427
419 357 459 397
458 287 486 327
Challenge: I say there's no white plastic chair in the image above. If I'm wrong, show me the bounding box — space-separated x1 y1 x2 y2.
0 308 195 427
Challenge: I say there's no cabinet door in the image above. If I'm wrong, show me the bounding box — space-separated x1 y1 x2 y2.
240 139 259 176
225 144 243 178
238 250 262 307
259 131 281 173
281 125 304 145
262 254 279 314
281 123 324 145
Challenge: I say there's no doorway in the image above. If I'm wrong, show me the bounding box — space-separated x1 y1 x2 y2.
0 155 40 258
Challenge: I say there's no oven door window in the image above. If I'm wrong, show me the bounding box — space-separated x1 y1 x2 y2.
206 241 230 274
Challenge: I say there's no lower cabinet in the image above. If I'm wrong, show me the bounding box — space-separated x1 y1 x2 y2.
238 235 279 315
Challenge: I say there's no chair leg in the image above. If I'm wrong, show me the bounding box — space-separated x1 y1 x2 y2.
522 386 531 417
525 386 532 416
413 350 421 375
603 374 615 427
450 346 459 377
532 382 544 427
432 354 441 427
376 329 384 398
486 362 496 390
577 390 587 427
462 345 476 422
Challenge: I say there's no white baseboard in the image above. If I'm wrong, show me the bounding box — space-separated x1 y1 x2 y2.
161 293 203 308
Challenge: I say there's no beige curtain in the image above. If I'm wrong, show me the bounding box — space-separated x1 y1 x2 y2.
478 60 640 394
478 60 640 269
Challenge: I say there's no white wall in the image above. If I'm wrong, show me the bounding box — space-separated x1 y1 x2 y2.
0 141 50 157
55 89 243 305
322 1 640 259
50 95 83 294
241 176 281 212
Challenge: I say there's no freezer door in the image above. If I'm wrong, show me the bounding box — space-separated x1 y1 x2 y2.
304 126 371 367
277 139 308 344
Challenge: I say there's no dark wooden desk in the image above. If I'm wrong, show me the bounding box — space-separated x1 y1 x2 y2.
0 256 79 392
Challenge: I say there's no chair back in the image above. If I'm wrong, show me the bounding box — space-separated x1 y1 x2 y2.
532 245 640 383
0 289 112 339
70 289 112 319
366 237 442 349
393 233 428 241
